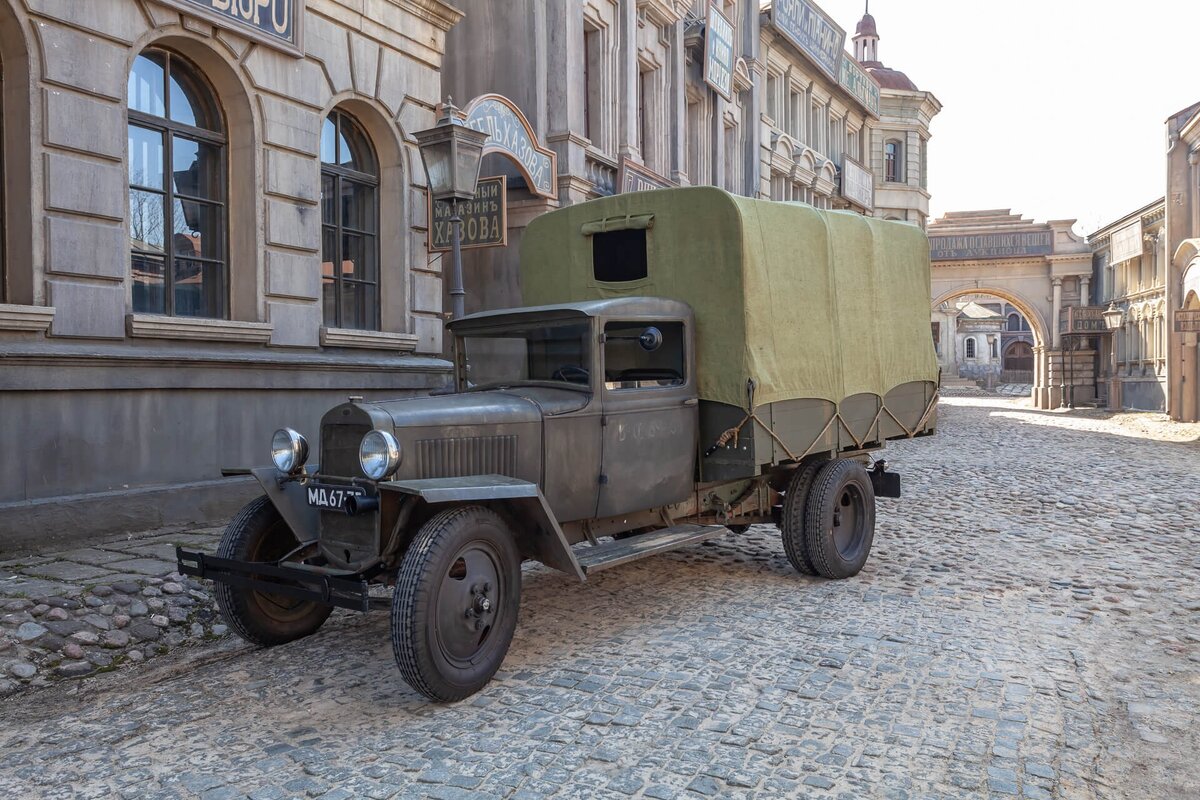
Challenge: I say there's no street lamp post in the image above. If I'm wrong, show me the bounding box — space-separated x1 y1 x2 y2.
1102 303 1124 411
414 97 488 321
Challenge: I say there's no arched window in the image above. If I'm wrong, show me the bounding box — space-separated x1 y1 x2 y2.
128 49 227 318
1007 313 1020 332
965 337 976 359
884 140 901 182
321 109 379 330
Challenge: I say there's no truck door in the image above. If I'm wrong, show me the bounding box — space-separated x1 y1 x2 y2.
597 320 697 518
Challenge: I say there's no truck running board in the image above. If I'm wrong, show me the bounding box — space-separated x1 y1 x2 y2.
574 524 729 575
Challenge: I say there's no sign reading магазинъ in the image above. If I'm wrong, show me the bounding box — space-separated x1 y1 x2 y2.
930 231 1054 261
704 3 736 101
839 56 880 117
164 0 300 49
428 176 507 253
769 0 846 81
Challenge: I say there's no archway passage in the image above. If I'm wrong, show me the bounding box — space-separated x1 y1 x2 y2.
931 287 1079 408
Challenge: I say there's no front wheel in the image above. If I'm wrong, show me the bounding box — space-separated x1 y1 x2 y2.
214 496 333 646
803 460 876 579
390 505 521 702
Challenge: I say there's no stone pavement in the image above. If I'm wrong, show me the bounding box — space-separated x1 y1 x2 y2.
0 528 224 691
1 396 1198 799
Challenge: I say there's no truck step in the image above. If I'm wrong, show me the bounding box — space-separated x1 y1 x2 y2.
574 524 729 574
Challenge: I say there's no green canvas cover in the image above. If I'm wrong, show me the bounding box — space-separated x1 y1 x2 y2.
520 186 937 410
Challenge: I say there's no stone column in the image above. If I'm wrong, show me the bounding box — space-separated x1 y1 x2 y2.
1051 278 1063 349
1080 275 1091 306
617 0 638 160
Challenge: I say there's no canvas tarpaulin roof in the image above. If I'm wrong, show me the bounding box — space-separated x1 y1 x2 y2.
520 187 937 409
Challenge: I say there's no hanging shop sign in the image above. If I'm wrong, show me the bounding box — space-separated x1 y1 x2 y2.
840 157 873 211
1174 309 1200 333
1059 306 1107 334
427 176 507 253
462 94 557 200
162 0 303 54
1109 218 1143 265
617 157 675 194
930 231 1054 261
703 3 736 102
768 0 845 81
839 56 880 117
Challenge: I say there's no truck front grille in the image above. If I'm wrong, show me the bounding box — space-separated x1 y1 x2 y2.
415 435 518 479
320 424 370 479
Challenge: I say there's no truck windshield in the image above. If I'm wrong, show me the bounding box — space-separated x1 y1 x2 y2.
460 322 591 390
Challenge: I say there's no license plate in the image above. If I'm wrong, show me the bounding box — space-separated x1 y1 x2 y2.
306 483 366 511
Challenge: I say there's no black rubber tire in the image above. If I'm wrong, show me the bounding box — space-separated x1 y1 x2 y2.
803 460 876 579
214 495 333 646
390 505 521 702
778 462 822 575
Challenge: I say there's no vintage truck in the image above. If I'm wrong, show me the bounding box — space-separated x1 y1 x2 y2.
178 187 938 702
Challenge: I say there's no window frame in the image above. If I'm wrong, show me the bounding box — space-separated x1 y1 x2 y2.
127 48 229 319
884 139 902 183
601 319 688 392
320 108 381 331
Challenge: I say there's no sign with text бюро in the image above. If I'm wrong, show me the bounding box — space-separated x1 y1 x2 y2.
162 0 301 54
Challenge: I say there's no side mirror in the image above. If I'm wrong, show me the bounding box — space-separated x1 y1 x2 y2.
639 326 663 352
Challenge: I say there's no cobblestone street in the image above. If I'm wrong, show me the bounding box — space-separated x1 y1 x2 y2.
1 395 1197 799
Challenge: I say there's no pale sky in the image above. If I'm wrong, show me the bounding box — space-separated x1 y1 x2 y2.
813 0 1200 236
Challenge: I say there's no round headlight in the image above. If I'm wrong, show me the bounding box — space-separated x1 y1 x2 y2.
271 428 308 474
359 430 401 480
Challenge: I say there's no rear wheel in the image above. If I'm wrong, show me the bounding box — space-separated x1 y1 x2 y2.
390 505 521 702
214 495 333 646
778 462 822 575
803 460 876 579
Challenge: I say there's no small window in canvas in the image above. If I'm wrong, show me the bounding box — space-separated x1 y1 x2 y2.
592 229 648 282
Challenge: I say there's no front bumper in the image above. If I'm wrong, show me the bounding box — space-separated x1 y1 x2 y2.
176 548 387 612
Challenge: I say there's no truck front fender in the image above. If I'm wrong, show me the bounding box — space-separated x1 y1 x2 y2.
379 475 585 582
248 466 321 543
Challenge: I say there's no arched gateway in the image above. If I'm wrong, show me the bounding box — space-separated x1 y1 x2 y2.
928 210 1094 409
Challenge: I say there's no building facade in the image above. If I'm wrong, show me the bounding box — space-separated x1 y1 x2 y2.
928 209 1094 408
1089 199 1168 411
441 1 938 315
931 299 1034 385
0 0 461 549
852 12 940 227
1166 102 1200 422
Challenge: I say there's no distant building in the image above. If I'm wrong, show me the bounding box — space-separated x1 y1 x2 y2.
1089 199 1167 411
852 10 941 227
928 209 1093 408
931 299 1034 384
1166 101 1200 422
441 1 937 314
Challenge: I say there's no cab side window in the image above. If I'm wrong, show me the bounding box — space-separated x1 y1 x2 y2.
603 321 685 389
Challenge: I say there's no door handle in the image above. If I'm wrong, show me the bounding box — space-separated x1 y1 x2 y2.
682 397 698 406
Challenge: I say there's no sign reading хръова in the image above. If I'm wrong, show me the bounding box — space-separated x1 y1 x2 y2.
164 0 300 50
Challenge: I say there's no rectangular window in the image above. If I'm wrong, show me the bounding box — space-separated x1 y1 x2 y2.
604 320 685 390
592 229 648 283
584 24 602 144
